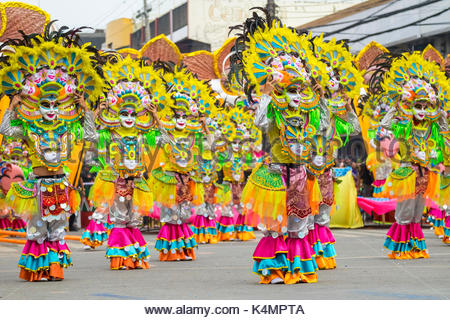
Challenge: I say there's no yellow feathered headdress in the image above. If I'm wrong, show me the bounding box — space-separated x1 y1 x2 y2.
98 55 170 131
0 26 104 122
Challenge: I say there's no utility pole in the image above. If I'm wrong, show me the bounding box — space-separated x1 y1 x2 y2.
143 0 150 42
266 0 278 17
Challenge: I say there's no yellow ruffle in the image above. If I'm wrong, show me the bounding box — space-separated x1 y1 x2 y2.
149 174 177 208
69 189 81 213
191 181 204 206
424 171 440 206
308 176 322 216
5 187 38 218
133 187 153 216
241 180 286 228
215 185 231 206
89 175 116 207
439 181 450 207
380 171 416 201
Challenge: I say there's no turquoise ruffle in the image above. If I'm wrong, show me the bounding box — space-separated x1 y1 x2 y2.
106 243 149 260
18 250 72 272
287 256 318 274
191 226 218 236
155 236 197 252
253 253 288 276
235 225 254 233
82 230 108 243
384 237 427 252
216 223 235 234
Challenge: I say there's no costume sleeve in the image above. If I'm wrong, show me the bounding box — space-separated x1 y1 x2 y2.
83 110 99 142
203 133 215 151
379 107 396 130
0 108 24 138
155 127 172 146
318 98 330 134
254 94 271 130
437 110 450 149
348 110 361 135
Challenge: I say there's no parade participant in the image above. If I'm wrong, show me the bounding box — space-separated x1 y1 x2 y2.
376 51 449 259
190 149 221 244
231 10 329 284
305 35 363 269
152 66 216 261
0 24 104 281
80 205 109 250
221 105 256 241
86 54 167 269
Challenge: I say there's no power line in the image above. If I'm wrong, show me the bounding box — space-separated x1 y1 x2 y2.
349 6 450 43
86 0 129 27
310 0 442 36
323 0 401 36
93 0 139 29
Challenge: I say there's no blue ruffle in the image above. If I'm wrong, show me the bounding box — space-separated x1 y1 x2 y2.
216 223 235 234
235 224 254 233
155 236 197 252
82 230 108 243
384 237 427 252
18 250 72 272
191 225 218 236
106 243 149 259
288 256 318 274
253 253 288 276
445 227 450 237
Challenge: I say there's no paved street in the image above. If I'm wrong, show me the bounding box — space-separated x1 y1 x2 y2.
0 227 449 300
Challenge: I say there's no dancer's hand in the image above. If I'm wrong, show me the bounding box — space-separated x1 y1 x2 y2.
345 95 353 112
313 82 324 98
261 77 275 96
9 94 22 110
74 91 87 111
148 104 158 116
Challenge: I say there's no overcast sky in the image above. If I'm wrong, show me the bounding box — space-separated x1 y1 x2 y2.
5 0 143 31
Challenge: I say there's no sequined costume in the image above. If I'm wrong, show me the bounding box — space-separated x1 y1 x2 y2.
374 51 450 259
216 104 256 241
152 66 216 261
86 55 167 269
304 35 363 269
190 149 227 244
230 11 330 284
0 24 104 281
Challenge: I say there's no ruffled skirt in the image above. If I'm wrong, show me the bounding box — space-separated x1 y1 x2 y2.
252 235 318 284
81 219 108 248
18 239 72 281
384 222 429 259
155 223 197 261
191 215 218 244
106 227 150 269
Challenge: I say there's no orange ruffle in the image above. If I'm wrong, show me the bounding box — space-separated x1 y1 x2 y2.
284 271 318 284
259 269 286 284
236 231 256 241
217 231 236 242
110 257 150 270
194 233 218 244
387 250 429 259
315 256 337 270
433 226 444 237
19 263 64 282
159 248 196 261
80 238 103 249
